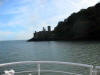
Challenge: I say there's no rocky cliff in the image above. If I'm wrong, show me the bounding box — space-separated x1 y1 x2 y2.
54 3 100 40
29 3 100 41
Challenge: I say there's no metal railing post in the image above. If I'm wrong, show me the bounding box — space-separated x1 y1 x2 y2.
90 66 93 75
37 64 40 75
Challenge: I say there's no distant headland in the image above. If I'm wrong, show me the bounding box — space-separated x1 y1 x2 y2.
28 26 55 41
28 3 100 41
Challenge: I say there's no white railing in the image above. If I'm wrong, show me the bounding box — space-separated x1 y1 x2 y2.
0 61 93 75
94 66 100 75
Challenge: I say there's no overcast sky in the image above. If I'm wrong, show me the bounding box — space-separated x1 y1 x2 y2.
0 0 100 40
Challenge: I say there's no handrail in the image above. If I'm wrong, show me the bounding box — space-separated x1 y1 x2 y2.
95 66 100 69
94 66 100 75
15 70 81 75
0 61 93 68
0 61 93 75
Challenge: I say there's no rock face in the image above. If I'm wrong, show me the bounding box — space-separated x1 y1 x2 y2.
28 3 100 41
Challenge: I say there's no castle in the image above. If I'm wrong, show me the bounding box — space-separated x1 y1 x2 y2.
33 26 54 40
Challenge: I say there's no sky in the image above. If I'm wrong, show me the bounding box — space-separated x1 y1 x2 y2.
0 0 100 40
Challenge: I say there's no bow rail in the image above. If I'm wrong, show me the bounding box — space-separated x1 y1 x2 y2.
0 61 93 75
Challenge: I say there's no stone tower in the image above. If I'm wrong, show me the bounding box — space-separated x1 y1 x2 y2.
48 26 51 31
43 27 46 31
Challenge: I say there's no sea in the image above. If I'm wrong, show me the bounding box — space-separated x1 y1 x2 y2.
0 40 100 75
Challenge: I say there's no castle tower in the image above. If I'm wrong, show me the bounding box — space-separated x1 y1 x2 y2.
48 26 51 31
34 31 37 38
43 27 46 31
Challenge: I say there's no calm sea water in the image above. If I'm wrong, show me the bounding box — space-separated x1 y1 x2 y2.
0 40 100 75
0 40 100 65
